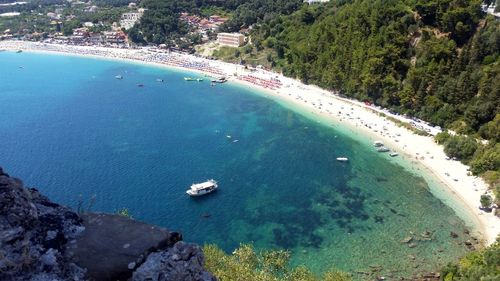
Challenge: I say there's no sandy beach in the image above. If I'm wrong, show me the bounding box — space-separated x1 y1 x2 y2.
1 40 498 245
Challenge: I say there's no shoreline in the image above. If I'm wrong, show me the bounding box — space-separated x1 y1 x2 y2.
1 40 498 245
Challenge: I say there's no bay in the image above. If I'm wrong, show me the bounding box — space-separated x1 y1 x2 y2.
0 52 474 279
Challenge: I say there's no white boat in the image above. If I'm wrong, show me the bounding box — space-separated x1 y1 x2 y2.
184 77 203 82
377 147 390 152
389 152 399 157
115 75 123 79
336 157 349 162
186 179 218 196
373 141 384 147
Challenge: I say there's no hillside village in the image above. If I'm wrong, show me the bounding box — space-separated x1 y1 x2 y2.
0 0 248 50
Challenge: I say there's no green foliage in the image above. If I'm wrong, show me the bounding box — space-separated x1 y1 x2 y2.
440 239 500 281
133 0 191 45
127 27 146 44
443 135 478 163
479 115 500 142
117 207 132 218
78 7 128 24
220 0 303 32
62 20 81 36
203 244 352 281
470 144 500 175
435 131 451 144
480 195 493 209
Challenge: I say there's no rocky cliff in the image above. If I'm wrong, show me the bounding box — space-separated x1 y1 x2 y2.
0 167 216 281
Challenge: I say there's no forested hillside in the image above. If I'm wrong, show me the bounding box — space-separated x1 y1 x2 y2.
248 0 499 197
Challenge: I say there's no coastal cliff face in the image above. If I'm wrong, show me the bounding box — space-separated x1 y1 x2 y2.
0 167 216 281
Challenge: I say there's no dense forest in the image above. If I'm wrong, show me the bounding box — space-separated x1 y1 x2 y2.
244 0 499 202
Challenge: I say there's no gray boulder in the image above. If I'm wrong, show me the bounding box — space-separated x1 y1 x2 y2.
68 213 182 281
133 241 216 281
0 167 86 281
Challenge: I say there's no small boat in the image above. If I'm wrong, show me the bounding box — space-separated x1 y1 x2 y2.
377 147 390 152
233 139 239 143
373 141 384 147
186 179 218 196
115 75 123 79
211 77 227 83
226 135 231 139
156 78 164 82
336 157 349 162
389 152 399 157
16 50 22 53
137 84 144 87
184 77 203 82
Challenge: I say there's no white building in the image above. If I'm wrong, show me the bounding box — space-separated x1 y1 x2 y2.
120 12 143 30
217 32 245 47
305 0 329 4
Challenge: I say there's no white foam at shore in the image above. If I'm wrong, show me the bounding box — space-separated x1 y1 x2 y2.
1 40 498 245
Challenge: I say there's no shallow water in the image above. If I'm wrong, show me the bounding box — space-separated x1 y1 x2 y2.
0 52 475 279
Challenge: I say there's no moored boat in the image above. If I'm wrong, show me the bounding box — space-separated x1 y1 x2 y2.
373 141 384 147
211 77 227 83
115 75 123 79
186 179 218 196
390 152 399 157
377 147 390 152
184 77 204 82
336 157 349 162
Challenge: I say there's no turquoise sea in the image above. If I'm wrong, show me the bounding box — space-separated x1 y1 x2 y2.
0 51 477 279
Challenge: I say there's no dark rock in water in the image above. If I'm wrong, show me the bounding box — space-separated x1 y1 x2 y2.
421 230 432 239
0 167 215 281
69 213 182 281
450 231 458 238
133 241 216 281
374 215 384 223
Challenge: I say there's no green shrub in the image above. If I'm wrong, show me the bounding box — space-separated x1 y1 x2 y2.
203 244 351 281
